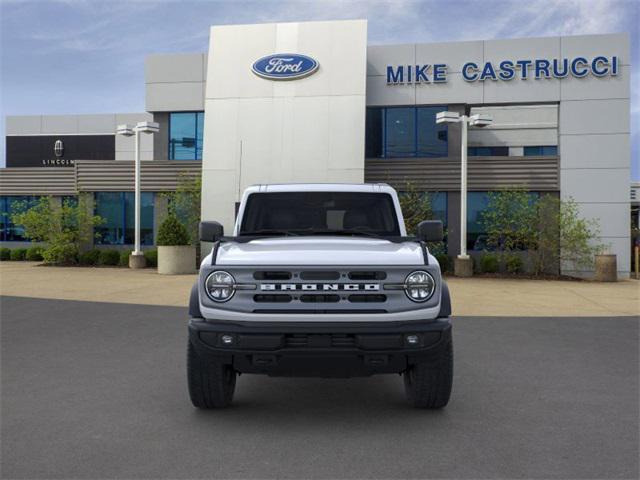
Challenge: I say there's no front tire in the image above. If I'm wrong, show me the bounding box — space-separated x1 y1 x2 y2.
187 341 236 408
404 341 453 409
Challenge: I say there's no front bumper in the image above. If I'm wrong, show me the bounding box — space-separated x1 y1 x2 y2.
188 318 452 378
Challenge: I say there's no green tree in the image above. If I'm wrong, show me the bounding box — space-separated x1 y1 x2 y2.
480 188 537 252
163 173 201 245
11 196 104 265
480 190 604 276
398 182 446 256
540 196 604 273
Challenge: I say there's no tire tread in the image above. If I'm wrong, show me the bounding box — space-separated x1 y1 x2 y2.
187 341 236 408
404 340 453 409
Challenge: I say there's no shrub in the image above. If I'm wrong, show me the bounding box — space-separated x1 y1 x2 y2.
505 254 524 274
163 174 202 245
144 249 158 267
157 214 190 246
0 248 10 261
119 250 130 267
10 248 27 261
11 195 104 265
436 253 449 273
25 246 44 261
533 196 604 275
99 249 121 266
479 254 499 273
79 249 101 266
43 244 78 265
480 188 537 252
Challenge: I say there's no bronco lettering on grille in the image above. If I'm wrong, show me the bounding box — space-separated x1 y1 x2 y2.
260 284 380 291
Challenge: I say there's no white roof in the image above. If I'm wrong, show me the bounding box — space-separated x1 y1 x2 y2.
245 183 395 194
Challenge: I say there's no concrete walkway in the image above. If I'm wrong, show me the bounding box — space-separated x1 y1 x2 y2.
0 262 638 317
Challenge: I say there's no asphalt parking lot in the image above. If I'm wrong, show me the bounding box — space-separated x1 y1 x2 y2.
1 296 638 479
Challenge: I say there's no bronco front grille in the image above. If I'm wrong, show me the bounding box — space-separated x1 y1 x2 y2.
254 294 292 303
216 266 431 315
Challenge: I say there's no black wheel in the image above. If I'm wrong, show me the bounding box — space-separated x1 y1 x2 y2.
404 341 453 409
187 340 236 408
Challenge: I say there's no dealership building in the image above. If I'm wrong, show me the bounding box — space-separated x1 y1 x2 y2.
0 20 632 277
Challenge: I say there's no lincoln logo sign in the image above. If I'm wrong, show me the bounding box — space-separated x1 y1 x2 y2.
386 55 620 84
261 283 379 291
54 139 64 158
252 53 319 80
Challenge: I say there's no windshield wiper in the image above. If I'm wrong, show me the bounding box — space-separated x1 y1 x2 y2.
239 229 300 237
304 229 385 239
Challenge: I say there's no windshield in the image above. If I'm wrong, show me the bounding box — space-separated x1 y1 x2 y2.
239 192 401 237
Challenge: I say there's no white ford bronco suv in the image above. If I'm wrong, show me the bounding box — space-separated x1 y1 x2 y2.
188 183 452 408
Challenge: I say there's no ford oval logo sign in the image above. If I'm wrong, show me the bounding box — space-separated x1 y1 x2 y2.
252 53 319 80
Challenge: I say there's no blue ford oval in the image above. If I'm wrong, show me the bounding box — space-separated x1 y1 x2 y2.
252 53 319 80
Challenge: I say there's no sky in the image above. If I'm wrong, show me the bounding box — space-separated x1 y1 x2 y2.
1 0 638 178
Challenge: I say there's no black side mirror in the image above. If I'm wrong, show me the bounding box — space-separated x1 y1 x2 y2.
417 220 443 243
199 221 224 242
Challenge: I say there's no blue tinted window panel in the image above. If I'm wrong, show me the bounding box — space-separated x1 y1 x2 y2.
467 192 490 251
365 108 384 158
124 192 154 245
0 197 6 241
430 192 448 227
169 113 197 160
95 192 124 245
491 146 509 156
385 108 416 157
524 146 542 156
3 196 38 242
417 107 448 158
196 112 205 160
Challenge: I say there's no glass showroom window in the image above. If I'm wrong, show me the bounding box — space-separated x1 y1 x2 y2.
0 196 39 242
365 106 448 158
430 192 448 227
430 192 448 253
365 108 383 157
416 107 448 157
523 146 558 156
467 192 491 252
468 146 509 156
169 112 204 160
467 191 540 252
95 192 154 245
386 108 416 157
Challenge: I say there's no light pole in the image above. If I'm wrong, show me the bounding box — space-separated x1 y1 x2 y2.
116 121 159 268
436 111 492 276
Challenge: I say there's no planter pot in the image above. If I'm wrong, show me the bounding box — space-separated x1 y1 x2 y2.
158 245 196 275
594 254 617 282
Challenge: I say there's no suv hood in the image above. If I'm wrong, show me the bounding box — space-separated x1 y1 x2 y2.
214 237 425 266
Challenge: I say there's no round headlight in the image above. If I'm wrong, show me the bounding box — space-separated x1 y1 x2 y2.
205 271 236 302
404 270 435 302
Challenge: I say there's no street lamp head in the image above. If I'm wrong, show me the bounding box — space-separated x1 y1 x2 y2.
116 124 135 137
436 111 461 124
135 121 160 134
469 114 493 128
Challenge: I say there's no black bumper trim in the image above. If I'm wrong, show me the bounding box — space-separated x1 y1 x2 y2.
188 318 452 377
